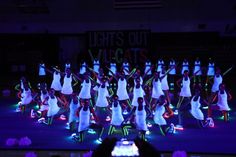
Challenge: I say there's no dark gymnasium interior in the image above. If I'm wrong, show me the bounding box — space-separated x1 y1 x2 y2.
0 0 236 157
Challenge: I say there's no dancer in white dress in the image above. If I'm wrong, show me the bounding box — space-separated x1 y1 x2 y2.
169 58 176 91
108 67 136 112
153 95 174 136
15 77 32 112
209 83 232 122
93 59 100 74
45 89 67 125
33 83 49 120
108 95 129 137
189 87 210 128
122 60 130 75
181 59 189 75
68 93 80 131
148 71 164 110
144 60 152 76
193 57 202 86
205 58 215 89
73 99 104 142
38 61 46 83
160 66 174 118
93 77 111 125
176 70 199 128
80 61 87 75
157 58 164 72
20 82 33 114
124 97 151 141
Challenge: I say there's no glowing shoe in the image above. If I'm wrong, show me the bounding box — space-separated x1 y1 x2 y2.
175 124 184 130
174 110 178 115
30 109 36 118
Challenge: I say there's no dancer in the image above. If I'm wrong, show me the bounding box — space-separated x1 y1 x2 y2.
15 76 32 112
144 60 152 76
153 95 174 136
93 59 100 73
33 82 49 121
108 95 129 137
122 60 130 75
38 60 46 83
168 58 176 91
181 59 189 75
148 71 164 110
18 82 33 114
160 66 174 117
193 57 202 87
175 69 199 128
93 77 111 125
45 89 67 125
123 97 150 141
189 86 211 128
43 66 62 96
208 83 232 122
68 93 80 131
205 58 215 90
73 99 104 142
157 58 164 72
108 67 136 112
80 61 87 75
65 60 71 72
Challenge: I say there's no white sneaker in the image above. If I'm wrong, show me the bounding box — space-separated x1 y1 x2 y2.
38 117 45 123
169 104 175 109
16 107 21 112
175 124 183 130
174 110 178 115
31 109 35 118
168 123 175 133
106 116 111 121
123 110 128 115
206 117 214 128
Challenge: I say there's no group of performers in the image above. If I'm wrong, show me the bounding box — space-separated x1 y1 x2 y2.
14 57 233 142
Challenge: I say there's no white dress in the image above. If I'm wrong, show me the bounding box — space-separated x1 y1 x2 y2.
169 61 176 75
61 75 73 95
144 62 152 75
78 80 91 99
109 63 117 75
131 86 145 107
190 96 204 120
154 104 167 125
207 63 215 76
39 63 46 76
21 89 33 105
157 60 164 72
68 100 80 123
151 79 164 99
181 61 189 74
51 72 62 91
180 77 191 97
93 60 100 73
122 63 130 75
211 75 222 92
117 79 129 100
111 103 124 126
94 85 109 107
78 107 90 132
135 108 148 131
65 63 71 70
160 72 169 90
47 97 60 117
216 91 230 111
80 62 87 74
193 61 202 75
39 91 49 111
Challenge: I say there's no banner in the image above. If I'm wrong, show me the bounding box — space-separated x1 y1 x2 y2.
87 30 150 64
